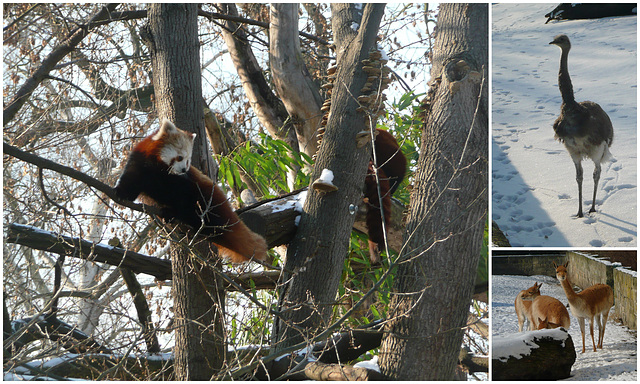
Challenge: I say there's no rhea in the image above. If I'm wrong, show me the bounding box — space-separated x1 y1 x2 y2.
549 34 614 217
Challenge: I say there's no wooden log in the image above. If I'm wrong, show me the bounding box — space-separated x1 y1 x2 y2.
239 188 405 253
492 328 576 380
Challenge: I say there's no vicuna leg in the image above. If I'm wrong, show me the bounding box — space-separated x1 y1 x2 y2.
574 160 584 217
590 162 601 213
595 313 603 349
578 317 586 353
517 313 527 332
589 316 596 352
598 311 609 349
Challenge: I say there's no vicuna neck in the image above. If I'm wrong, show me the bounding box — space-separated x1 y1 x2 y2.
559 273 578 301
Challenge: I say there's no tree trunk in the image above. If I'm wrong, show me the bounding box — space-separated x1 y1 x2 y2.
145 4 225 379
378 3 488 380
270 3 323 159
217 3 300 190
272 3 386 353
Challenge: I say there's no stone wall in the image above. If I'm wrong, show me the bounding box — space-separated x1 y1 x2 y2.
613 267 637 330
566 251 614 288
492 253 565 276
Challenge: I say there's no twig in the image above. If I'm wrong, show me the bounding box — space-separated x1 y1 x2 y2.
3 141 158 216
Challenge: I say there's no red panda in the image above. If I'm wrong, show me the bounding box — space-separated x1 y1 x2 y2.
364 129 407 261
114 119 268 263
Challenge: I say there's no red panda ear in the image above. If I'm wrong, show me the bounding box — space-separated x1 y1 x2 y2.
154 119 178 139
161 119 177 133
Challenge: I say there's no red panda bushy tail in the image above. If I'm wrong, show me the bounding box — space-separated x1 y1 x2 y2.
186 167 268 263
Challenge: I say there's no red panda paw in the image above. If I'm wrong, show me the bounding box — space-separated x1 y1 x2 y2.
368 240 382 265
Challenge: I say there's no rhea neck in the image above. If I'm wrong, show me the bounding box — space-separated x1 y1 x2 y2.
557 45 576 106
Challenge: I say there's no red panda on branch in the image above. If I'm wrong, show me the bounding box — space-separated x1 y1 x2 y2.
364 129 407 261
114 119 268 263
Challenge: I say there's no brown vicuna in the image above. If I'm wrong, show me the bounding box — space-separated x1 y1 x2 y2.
515 282 539 332
536 317 567 330
554 261 614 353
519 283 571 330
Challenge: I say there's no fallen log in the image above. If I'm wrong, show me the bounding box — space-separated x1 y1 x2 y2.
492 328 576 380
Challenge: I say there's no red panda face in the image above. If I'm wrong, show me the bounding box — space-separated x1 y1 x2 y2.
153 119 196 175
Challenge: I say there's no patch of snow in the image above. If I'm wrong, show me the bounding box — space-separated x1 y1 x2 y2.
493 328 569 362
263 199 297 214
354 355 380 372
617 266 637 277
318 169 334 184
379 48 389 61
144 352 174 361
295 190 308 212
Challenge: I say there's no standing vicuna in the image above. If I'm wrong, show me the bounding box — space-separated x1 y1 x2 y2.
554 261 614 353
515 282 538 331
516 282 571 331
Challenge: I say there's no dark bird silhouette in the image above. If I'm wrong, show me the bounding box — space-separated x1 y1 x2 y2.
545 4 637 24
549 34 614 217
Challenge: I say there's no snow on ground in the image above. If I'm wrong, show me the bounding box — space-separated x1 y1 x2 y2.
492 4 637 247
492 274 637 381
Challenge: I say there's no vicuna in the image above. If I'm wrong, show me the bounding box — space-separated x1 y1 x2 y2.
519 282 570 330
554 261 614 353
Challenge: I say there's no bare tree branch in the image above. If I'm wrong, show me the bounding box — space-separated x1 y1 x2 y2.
3 141 157 215
119 267 161 352
3 3 120 124
6 223 173 280
270 4 323 158
198 9 330 46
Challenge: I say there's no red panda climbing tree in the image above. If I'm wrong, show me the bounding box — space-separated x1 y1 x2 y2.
272 3 387 352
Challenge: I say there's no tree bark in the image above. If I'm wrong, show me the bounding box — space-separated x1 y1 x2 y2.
378 3 488 380
216 3 300 190
269 4 323 158
272 3 386 352
144 4 224 379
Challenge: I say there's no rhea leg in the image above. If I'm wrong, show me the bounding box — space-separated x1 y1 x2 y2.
590 162 601 213
574 160 584 217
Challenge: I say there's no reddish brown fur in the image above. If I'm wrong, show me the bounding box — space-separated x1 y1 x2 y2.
115 123 267 263
364 129 406 261
186 167 268 262
554 261 614 352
